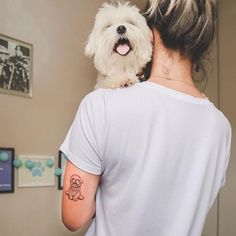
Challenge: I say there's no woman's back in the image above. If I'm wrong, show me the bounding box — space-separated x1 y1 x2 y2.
77 82 232 236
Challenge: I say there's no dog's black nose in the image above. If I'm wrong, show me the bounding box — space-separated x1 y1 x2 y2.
117 25 126 34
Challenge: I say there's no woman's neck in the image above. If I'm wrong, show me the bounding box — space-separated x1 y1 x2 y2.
148 29 205 98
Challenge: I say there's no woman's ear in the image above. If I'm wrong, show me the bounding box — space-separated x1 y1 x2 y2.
152 28 163 46
152 27 157 41
150 27 155 43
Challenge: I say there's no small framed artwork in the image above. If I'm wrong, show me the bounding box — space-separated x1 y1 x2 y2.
58 151 67 190
18 155 55 187
0 147 14 193
0 33 33 98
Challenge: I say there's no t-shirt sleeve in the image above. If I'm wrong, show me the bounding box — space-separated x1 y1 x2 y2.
220 121 232 188
208 117 232 209
59 90 106 175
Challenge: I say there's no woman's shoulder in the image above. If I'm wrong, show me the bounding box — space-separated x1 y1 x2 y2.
218 110 232 137
208 103 232 139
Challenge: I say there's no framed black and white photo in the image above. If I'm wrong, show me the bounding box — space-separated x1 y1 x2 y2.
0 148 14 193
0 34 33 98
58 151 67 190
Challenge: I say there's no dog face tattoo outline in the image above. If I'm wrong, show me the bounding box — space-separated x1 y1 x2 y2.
65 174 84 201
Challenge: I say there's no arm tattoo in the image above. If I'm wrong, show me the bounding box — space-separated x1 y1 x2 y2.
65 174 84 201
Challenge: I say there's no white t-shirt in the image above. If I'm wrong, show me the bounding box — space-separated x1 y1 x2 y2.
60 81 232 236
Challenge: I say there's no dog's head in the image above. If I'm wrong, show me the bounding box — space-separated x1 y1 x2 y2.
85 2 153 75
70 174 83 190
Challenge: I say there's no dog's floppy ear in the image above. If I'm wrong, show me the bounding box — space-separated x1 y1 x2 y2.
84 30 96 57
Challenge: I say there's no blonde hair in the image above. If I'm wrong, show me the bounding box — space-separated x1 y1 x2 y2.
145 0 217 79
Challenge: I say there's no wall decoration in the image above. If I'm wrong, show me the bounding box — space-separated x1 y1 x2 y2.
13 159 22 168
58 151 67 190
0 147 14 193
18 155 55 187
0 33 33 98
55 167 62 177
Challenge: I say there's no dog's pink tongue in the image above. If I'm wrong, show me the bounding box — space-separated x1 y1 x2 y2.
117 44 130 55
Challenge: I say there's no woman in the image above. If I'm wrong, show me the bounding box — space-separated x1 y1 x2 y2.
60 1 232 235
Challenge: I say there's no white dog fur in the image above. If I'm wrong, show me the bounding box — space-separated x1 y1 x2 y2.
85 1 153 89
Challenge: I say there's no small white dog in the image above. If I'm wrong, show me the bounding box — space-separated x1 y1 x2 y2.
85 2 153 89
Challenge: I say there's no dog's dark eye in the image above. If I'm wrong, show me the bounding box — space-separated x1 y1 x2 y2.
128 20 135 26
105 24 112 29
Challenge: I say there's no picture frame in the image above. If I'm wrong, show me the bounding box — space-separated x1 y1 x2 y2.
18 155 55 187
0 33 33 98
58 151 67 190
0 147 14 193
